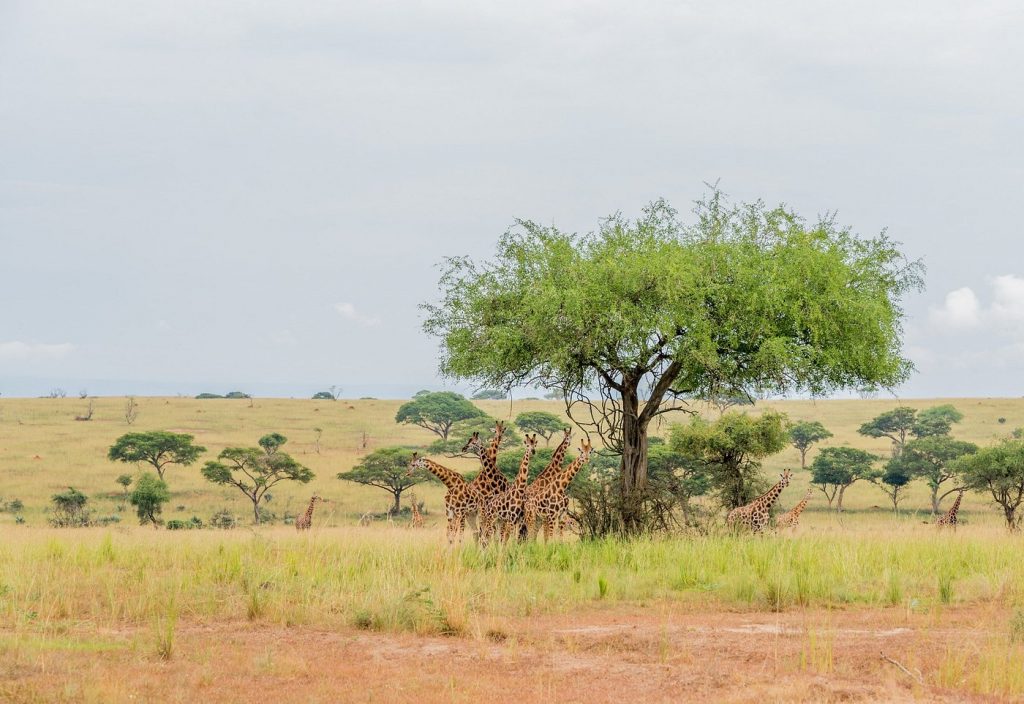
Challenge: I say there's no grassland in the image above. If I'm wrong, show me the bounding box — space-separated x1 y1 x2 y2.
2 396 1024 702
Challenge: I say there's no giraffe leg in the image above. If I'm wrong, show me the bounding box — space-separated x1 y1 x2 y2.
542 516 554 542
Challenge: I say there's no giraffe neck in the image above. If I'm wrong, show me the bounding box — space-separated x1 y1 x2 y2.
555 453 589 492
420 459 468 490
948 492 963 516
476 425 506 484
514 446 536 490
790 498 810 516
754 478 787 510
304 499 317 523
535 434 571 483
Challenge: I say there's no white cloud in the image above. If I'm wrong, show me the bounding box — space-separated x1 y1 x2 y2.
990 275 1024 323
0 341 75 360
928 287 980 329
334 302 381 327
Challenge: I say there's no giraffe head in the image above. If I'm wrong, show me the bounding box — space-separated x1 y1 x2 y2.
578 440 593 463
524 433 539 452
407 452 427 476
461 432 483 457
778 468 793 489
310 494 329 505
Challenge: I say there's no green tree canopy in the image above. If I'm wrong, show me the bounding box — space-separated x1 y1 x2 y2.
954 437 1024 530
337 447 434 513
312 391 335 400
427 415 521 456
911 404 964 438
889 436 977 513
877 461 913 513
670 410 789 509
201 434 313 524
857 407 917 455
107 431 206 480
50 487 90 527
495 446 576 484
424 192 921 532
395 391 487 441
513 411 565 445
115 473 133 495
788 420 833 468
129 472 171 527
810 446 880 511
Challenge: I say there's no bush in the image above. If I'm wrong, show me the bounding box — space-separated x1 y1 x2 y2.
312 391 335 400
167 516 204 530
96 515 121 526
2 499 23 513
209 509 237 529
195 393 223 399
224 391 251 399
49 487 92 527
998 417 1007 424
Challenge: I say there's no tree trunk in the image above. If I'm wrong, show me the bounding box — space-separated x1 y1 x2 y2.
800 449 807 469
392 490 402 514
618 384 649 534
1005 505 1018 531
252 499 261 524
930 486 940 514
836 485 847 512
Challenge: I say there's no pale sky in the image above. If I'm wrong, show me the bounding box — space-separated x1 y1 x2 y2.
2 1 1023 398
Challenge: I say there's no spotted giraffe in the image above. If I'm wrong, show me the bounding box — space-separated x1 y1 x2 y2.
533 428 572 485
295 495 327 531
775 487 813 531
936 489 965 530
480 434 539 544
726 469 793 533
409 492 425 528
465 422 511 500
524 440 593 541
407 453 483 545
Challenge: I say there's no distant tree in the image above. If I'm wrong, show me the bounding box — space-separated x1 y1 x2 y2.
810 447 880 511
224 391 251 399
513 411 565 445
427 415 521 456
201 434 313 524
78 389 88 399
875 461 913 513
74 398 95 421
330 385 343 400
670 410 789 509
788 421 833 469
337 447 432 513
48 388 67 399
911 404 964 438
195 393 223 399
49 487 90 527
312 391 335 400
543 389 563 400
129 472 171 527
313 427 323 454
115 474 133 496
124 397 139 425
954 438 1024 531
108 431 207 481
471 389 507 400
858 407 917 456
395 391 487 441
889 436 977 513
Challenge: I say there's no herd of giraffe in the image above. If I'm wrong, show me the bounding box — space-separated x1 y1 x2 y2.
294 421 970 536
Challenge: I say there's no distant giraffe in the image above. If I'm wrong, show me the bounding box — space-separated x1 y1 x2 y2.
727 469 793 533
480 434 539 544
407 453 483 545
409 492 425 528
775 487 813 531
524 440 593 541
936 489 965 529
295 495 327 530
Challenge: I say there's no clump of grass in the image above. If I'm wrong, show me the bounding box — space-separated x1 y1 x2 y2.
938 573 955 604
597 576 608 599
153 610 177 661
886 571 903 606
1010 610 1024 644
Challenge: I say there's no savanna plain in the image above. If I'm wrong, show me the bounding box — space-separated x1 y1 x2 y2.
2 396 1024 703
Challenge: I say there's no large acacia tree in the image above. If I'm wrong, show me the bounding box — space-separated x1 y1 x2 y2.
423 193 921 532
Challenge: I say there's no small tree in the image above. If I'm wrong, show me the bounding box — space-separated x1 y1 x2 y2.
312 391 335 400
50 487 90 527
513 411 565 445
124 397 139 425
395 391 486 441
788 421 833 469
889 436 977 513
200 434 314 524
337 447 432 513
471 389 507 400
875 461 912 513
670 410 789 509
810 447 880 511
115 474 133 496
954 437 1024 531
858 407 917 456
129 472 170 527
911 404 963 438
108 431 206 481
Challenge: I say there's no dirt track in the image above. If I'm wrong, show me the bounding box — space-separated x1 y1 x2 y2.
2 604 1017 703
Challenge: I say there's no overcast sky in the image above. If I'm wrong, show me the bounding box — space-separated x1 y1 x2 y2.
2 1 1023 399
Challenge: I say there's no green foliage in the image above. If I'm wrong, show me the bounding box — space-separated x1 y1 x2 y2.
877 461 913 512
49 487 91 527
858 407 917 452
115 474 133 494
788 421 833 468
912 404 964 438
224 391 250 399
513 411 565 444
394 391 487 441
954 437 1024 530
495 446 575 483
195 393 223 399
209 509 237 529
201 434 313 524
427 415 521 456
471 389 507 400
810 447 880 511
670 410 789 509
338 447 433 512
889 436 977 512
166 516 204 530
1 498 24 513
312 391 335 400
129 472 171 527
107 431 206 480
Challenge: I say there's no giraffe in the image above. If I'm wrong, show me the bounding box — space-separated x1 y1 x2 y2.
524 440 593 541
407 453 484 545
466 422 511 500
726 469 793 533
533 428 572 485
775 487 813 531
295 495 327 530
480 434 539 545
409 492 425 528
936 489 965 530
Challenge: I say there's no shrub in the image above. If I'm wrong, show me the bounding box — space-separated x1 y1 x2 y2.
195 393 223 399
209 509 237 529
49 487 92 527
